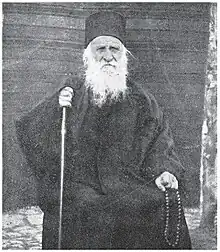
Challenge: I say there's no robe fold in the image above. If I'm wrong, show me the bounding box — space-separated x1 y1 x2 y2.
16 78 191 249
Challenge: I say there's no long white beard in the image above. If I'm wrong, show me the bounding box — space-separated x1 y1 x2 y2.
83 46 128 107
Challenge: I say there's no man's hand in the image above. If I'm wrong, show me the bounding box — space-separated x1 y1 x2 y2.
59 87 74 107
155 171 178 191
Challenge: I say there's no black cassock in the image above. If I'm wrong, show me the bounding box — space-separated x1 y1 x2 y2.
16 79 191 249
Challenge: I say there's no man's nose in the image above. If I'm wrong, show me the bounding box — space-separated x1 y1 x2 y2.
103 49 113 62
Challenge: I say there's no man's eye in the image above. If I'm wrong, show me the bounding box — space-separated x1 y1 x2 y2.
110 46 119 51
97 46 105 51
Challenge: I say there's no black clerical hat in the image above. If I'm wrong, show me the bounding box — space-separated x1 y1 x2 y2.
85 11 126 47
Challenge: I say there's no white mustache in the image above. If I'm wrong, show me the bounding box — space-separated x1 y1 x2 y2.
101 63 116 68
100 62 117 69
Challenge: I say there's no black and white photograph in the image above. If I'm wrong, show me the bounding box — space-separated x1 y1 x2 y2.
2 1 217 250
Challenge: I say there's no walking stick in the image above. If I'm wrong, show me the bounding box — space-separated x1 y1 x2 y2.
58 106 67 249
58 87 74 249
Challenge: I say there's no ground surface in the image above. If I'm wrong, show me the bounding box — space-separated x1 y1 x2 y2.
2 206 217 250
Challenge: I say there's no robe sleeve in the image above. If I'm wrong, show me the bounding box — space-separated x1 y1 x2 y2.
15 92 64 211
15 84 84 212
139 90 186 192
15 92 60 177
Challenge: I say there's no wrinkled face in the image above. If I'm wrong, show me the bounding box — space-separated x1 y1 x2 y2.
83 35 128 107
89 36 124 71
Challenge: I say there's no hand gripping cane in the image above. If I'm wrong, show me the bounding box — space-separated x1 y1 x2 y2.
58 87 74 249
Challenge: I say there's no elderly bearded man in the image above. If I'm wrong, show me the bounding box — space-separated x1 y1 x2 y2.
16 12 192 249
